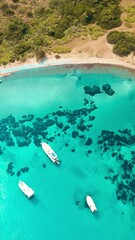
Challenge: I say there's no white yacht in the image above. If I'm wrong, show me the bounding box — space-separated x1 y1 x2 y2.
18 180 34 198
86 195 97 212
41 142 59 164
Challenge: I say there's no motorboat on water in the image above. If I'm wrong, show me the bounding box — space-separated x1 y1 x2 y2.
86 195 97 212
41 142 60 165
18 180 34 198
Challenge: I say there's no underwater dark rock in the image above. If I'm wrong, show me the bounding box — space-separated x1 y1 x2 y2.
20 168 25 173
77 124 86 132
102 84 115 96
98 140 103 144
104 176 111 180
25 167 29 172
11 172 15 176
55 110 65 117
0 125 8 133
7 138 15 146
101 130 115 141
109 168 114 173
11 122 19 128
85 138 92 146
89 116 95 121
44 114 49 119
75 200 80 206
20 167 29 173
43 164 46 168
0 146 3 155
72 131 78 138
56 122 63 129
0 132 10 142
46 137 55 142
79 134 85 139
118 129 131 135
112 152 117 157
87 150 92 154
84 85 101 96
112 174 118 183
87 124 93 129
6 162 14 175
63 126 70 131
121 190 128 202
71 148 76 152
84 98 89 106
129 179 135 191
33 138 41 147
17 171 21 177
36 117 43 122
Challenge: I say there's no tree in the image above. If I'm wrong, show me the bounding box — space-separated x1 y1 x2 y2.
35 49 46 61
107 31 126 44
97 5 122 29
7 20 29 41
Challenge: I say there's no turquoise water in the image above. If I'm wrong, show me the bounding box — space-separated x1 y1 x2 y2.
0 65 135 240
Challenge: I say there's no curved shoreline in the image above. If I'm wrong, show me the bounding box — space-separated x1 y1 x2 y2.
0 55 135 77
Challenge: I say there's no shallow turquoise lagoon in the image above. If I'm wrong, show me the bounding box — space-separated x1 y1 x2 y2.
0 65 135 240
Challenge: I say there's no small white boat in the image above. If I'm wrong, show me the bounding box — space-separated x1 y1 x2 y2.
18 180 34 198
86 195 97 212
41 142 60 164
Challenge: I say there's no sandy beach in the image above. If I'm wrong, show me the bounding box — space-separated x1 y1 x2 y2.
0 35 135 77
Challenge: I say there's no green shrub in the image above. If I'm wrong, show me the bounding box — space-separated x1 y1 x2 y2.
107 31 126 44
124 22 132 28
34 37 44 46
88 25 106 40
107 31 135 56
14 42 31 55
113 40 132 56
5 9 14 16
7 20 29 41
124 4 135 24
97 5 122 29
53 46 71 54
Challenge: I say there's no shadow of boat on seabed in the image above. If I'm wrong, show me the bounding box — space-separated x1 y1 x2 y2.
30 196 39 205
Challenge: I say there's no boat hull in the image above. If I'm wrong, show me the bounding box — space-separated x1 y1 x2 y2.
41 142 59 164
18 180 34 198
86 195 97 212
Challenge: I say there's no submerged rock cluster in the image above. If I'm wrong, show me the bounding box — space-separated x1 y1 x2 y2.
1 82 134 208
6 162 29 177
84 83 115 96
98 129 135 206
0 100 97 177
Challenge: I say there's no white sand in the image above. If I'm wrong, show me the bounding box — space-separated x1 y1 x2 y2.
0 53 135 77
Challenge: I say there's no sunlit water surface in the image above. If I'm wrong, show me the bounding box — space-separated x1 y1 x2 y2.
0 65 135 240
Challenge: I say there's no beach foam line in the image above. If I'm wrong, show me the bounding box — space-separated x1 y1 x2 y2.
0 55 135 77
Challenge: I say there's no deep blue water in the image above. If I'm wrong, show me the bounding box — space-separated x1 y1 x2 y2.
0 64 135 240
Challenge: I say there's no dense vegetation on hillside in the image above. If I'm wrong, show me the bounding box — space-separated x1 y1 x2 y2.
0 0 134 65
107 31 135 56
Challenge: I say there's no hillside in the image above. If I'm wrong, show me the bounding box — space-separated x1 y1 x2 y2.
0 0 135 65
